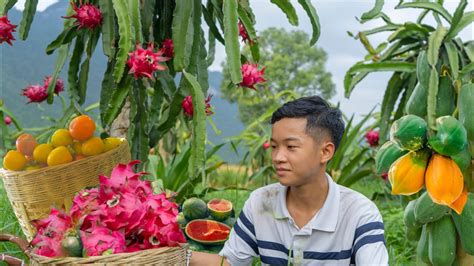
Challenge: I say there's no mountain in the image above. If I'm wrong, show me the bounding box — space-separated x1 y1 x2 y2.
0 2 244 163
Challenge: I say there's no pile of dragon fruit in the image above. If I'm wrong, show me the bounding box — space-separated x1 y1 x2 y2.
30 160 186 257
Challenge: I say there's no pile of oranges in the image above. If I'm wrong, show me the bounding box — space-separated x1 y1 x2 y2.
2 115 123 171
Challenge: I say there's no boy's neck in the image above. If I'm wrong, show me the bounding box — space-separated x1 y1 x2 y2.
286 172 329 215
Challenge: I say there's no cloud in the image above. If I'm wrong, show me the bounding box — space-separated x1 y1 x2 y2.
14 0 58 12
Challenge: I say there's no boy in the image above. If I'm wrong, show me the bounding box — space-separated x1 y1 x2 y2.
190 96 388 265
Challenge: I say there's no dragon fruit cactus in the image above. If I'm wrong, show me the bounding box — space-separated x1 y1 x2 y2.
0 15 17 45
80 227 126 256
127 43 169 79
240 63 266 90
30 208 74 257
43 76 65 94
22 85 48 103
63 1 102 30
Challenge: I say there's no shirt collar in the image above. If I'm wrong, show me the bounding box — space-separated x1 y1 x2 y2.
275 173 340 232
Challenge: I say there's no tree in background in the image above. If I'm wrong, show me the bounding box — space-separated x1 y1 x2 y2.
220 28 335 125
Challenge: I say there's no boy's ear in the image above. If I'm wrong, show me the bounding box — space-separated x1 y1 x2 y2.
320 141 335 164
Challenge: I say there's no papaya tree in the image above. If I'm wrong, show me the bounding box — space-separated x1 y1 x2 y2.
0 0 321 179
346 0 473 264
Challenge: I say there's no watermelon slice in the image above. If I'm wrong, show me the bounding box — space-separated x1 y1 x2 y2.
207 198 233 221
185 219 231 245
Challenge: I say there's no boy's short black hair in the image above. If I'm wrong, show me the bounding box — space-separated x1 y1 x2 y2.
271 96 345 150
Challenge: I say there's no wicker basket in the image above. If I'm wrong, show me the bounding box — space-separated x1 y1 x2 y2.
0 234 188 265
0 140 131 241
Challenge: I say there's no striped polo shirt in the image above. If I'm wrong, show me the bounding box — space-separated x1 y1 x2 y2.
219 174 388 265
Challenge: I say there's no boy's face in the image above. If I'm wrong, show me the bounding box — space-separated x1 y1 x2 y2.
271 118 334 187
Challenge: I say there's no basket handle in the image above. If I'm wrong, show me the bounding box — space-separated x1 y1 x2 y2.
0 234 28 266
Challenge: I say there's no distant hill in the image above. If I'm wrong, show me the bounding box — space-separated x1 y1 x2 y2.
0 2 244 162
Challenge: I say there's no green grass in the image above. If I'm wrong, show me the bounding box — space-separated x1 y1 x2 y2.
0 180 28 265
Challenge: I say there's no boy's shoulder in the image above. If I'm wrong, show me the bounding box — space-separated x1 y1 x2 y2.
337 184 381 216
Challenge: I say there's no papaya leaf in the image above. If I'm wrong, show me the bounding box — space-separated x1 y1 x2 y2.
427 25 447 67
396 2 452 24
297 0 320 45
172 0 194 71
270 0 299 26
360 0 384 22
98 0 115 58
444 42 459 80
427 67 439 131
68 34 85 103
380 73 405 141
446 0 467 40
18 0 38 40
129 0 143 43
112 0 132 83
446 11 474 40
183 71 206 178
103 75 132 126
223 0 242 84
46 44 69 104
202 4 225 44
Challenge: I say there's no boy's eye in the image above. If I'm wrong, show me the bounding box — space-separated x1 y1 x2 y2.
288 145 296 149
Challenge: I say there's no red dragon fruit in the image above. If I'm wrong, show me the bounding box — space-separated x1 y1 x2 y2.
63 1 102 30
70 188 99 222
81 227 126 256
127 43 169 79
31 208 74 257
22 85 48 103
240 63 266 90
365 130 379 147
0 15 17 45
182 95 214 118
43 76 65 94
262 141 270 150
238 21 251 43
161 38 174 58
4 115 12 125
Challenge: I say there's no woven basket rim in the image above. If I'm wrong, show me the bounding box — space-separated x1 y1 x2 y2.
28 243 188 263
0 138 129 178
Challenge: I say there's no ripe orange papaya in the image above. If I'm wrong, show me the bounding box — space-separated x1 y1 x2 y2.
388 149 430 195
425 153 464 206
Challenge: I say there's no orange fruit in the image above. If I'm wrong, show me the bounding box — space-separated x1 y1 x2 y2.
69 115 96 141
72 141 83 155
51 129 73 147
103 137 123 152
3 150 27 171
82 137 105 156
16 133 37 156
33 143 54 164
47 146 73 166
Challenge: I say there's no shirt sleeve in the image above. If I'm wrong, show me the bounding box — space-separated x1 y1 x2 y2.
352 201 389 266
219 194 259 266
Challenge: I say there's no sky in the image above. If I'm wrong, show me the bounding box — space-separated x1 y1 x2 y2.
13 0 473 118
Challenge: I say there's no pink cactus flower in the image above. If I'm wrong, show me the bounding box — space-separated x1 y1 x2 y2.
240 63 266 90
238 21 251 43
127 43 169 79
182 95 214 118
4 115 12 125
63 1 102 30
161 38 174 58
262 142 270 150
22 85 48 103
43 76 65 94
0 16 17 45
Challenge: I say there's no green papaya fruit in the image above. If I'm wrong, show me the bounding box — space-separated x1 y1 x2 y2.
428 116 468 157
417 224 430 264
414 192 450 224
458 84 474 142
435 75 455 117
452 193 474 255
390 115 428 151
406 226 422 242
375 141 409 176
404 200 422 229
405 83 428 117
428 215 456 266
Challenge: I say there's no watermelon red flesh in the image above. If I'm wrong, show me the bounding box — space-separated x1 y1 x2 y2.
208 199 231 211
185 219 230 244
207 199 233 221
